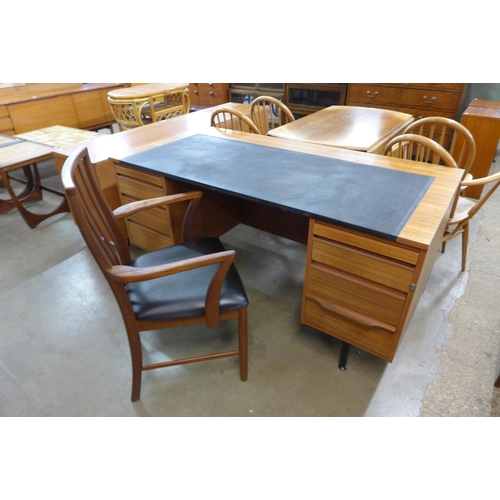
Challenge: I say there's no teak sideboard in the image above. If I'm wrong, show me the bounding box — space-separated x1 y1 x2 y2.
0 83 127 135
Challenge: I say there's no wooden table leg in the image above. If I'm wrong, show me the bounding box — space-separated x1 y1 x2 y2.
0 165 69 228
0 165 44 215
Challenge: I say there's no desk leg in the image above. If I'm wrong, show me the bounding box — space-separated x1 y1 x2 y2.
0 165 69 228
338 342 351 371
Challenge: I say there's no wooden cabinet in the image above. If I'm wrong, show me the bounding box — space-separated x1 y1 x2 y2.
346 83 466 120
189 83 229 110
301 220 427 362
0 105 14 135
229 84 285 105
460 99 500 198
0 83 125 135
285 83 347 116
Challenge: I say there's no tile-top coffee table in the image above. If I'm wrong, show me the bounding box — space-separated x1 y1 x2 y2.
1 126 103 228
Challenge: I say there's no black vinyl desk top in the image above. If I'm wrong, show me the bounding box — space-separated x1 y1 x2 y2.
119 133 434 241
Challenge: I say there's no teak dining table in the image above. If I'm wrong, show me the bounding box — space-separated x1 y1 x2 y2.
268 105 414 153
53 103 462 368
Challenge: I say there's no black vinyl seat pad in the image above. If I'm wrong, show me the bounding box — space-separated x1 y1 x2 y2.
127 238 249 322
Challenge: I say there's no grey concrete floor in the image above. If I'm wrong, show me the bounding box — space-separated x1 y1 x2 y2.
1 154 499 417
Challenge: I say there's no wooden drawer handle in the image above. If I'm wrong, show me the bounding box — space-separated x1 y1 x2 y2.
422 95 436 104
366 91 379 98
308 295 397 333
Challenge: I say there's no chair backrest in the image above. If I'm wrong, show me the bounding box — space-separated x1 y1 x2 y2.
61 146 132 276
383 134 459 168
140 88 190 124
211 108 260 134
250 96 295 135
108 96 145 131
404 116 476 174
460 170 500 220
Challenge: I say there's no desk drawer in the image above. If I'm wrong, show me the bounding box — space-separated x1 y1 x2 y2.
303 296 395 359
308 264 405 327
120 193 172 236
311 237 414 292
116 164 164 187
127 220 174 251
301 219 422 361
313 221 419 265
115 164 173 250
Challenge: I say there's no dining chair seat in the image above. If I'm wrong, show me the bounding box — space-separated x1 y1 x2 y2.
128 237 249 322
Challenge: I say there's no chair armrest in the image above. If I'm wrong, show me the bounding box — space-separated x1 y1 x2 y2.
113 191 201 219
107 250 234 282
107 250 235 327
113 191 202 241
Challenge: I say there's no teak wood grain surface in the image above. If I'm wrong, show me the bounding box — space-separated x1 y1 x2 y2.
53 102 463 364
268 105 414 153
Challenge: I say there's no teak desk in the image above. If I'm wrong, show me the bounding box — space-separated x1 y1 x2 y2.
268 105 414 153
53 103 462 367
109 127 462 367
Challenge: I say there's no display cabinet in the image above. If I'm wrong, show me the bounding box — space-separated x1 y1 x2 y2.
229 83 285 104
285 83 347 116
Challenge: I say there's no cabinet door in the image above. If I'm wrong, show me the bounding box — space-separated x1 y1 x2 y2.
72 88 115 129
8 96 79 133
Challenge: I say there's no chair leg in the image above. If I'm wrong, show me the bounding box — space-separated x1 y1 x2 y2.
125 327 143 402
461 223 469 272
495 374 500 388
238 308 248 382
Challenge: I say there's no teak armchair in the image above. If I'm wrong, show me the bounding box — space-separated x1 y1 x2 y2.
61 146 249 401
383 134 459 169
442 170 500 271
250 96 295 135
211 107 260 134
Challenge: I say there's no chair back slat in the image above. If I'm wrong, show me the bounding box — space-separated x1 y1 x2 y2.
250 96 295 135
404 116 476 174
62 147 131 272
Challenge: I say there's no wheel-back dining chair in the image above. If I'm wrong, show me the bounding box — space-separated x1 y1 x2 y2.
442 170 500 271
383 134 460 169
404 116 476 182
61 146 249 401
210 107 260 134
250 96 295 135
